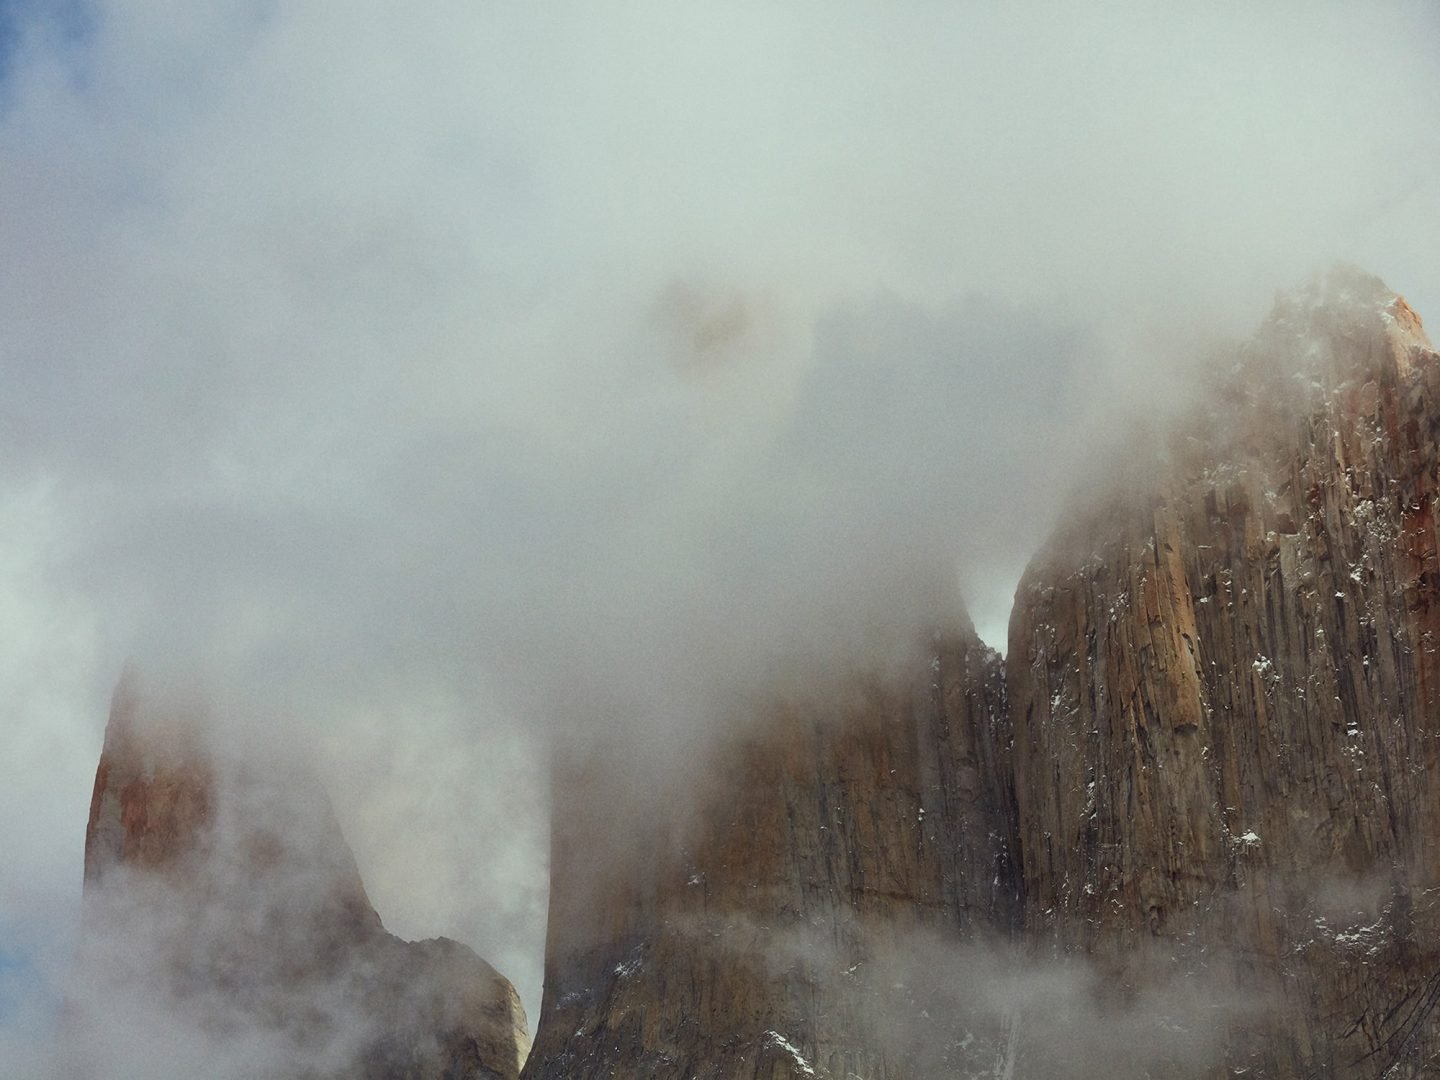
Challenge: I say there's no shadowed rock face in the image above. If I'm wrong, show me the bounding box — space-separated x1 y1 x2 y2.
71 675 530 1080
523 629 1020 1080
1008 269 1440 1077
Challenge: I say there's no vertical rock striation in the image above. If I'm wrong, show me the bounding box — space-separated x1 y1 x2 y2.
1008 268 1440 1076
71 674 530 1080
73 267 1440 1078
525 268 1440 1078
523 627 1020 1079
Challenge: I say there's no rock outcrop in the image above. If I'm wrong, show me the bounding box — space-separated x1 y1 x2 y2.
523 627 1019 1079
1008 268 1440 1076
70 674 530 1080
71 268 1440 1078
523 268 1440 1078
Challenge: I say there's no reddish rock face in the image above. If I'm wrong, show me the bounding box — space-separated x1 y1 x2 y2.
71 675 530 1080
84 682 215 883
523 629 1019 1080
70 269 1440 1079
1008 269 1440 1076
521 269 1440 1079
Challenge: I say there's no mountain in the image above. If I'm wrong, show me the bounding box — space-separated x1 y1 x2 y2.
65 268 1440 1077
523 627 1018 1079
1008 267 1440 1076
523 268 1440 1078
67 674 530 1080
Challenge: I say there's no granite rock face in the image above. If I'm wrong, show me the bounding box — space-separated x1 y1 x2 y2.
523 269 1440 1078
1008 269 1440 1076
71 674 530 1080
73 269 1440 1078
523 629 1019 1079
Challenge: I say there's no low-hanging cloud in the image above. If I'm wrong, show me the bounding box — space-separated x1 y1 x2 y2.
2 0 1439 1059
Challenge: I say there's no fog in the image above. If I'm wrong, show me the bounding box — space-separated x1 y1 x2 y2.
753 917 1264 1078
2 1 1439 1068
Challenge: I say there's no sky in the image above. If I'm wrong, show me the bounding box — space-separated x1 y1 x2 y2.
2 0 1439 1063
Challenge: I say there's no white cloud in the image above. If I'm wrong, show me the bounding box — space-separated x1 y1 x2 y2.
1 0 1438 1057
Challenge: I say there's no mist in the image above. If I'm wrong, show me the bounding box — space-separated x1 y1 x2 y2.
3 0 1440 1065
749 917 1265 1078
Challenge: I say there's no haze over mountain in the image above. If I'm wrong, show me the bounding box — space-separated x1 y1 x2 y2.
72 674 528 1079
3 4 1440 1076
54 270 1440 1078
517 270 1440 1078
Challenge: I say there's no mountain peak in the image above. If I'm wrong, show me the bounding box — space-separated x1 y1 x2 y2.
1259 264 1433 375
70 674 530 1080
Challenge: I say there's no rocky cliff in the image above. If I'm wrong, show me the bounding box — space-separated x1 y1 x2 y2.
523 628 1019 1079
69 674 530 1080
69 269 1440 1078
1008 268 1440 1076
523 269 1440 1078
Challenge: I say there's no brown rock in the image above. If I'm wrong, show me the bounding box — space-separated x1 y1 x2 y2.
522 626 1019 1079
69 673 530 1080
1008 267 1440 1076
522 268 1440 1078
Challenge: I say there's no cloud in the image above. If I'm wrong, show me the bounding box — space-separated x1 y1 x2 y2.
1 0 1438 1060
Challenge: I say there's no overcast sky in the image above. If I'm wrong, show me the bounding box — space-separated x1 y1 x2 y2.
2 1 1439 1056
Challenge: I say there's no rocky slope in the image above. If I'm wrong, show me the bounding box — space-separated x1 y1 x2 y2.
69 674 530 1080
523 628 1019 1079
1008 268 1440 1076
